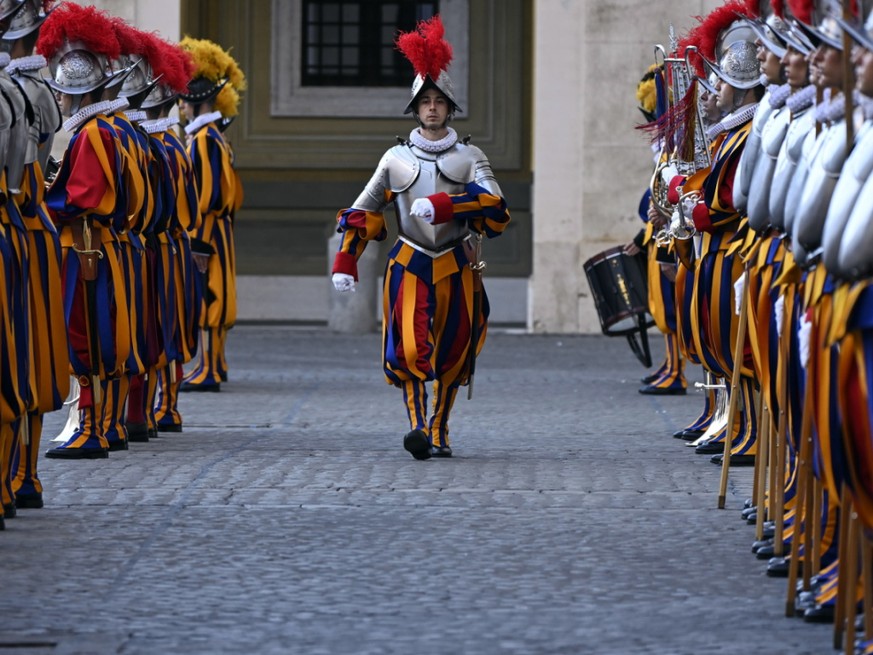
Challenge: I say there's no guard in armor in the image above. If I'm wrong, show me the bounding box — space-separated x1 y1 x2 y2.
0 0 31 525
3 0 68 508
178 36 245 393
331 15 510 460
676 12 764 465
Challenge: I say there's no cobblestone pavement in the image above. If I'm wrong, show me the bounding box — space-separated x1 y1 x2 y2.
2 327 837 654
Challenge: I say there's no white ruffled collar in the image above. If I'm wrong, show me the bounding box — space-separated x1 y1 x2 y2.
107 97 130 115
125 109 147 123
768 83 792 109
6 54 46 75
786 85 816 115
139 118 163 134
409 126 458 153
184 110 222 135
63 99 117 133
706 103 758 139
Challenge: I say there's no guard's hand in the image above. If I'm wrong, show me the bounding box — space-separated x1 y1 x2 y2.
733 274 745 316
798 312 812 369
410 198 435 224
659 262 677 282
332 272 356 292
624 241 641 256
660 163 679 185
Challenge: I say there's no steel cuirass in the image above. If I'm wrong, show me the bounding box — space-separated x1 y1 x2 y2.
781 121 821 237
352 140 502 254
734 94 774 213
769 109 815 231
822 121 873 275
0 71 30 194
747 105 790 231
13 71 62 172
792 118 849 264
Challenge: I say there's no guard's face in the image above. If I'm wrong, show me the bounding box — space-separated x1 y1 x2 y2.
416 89 450 130
817 45 844 89
179 99 194 122
757 41 784 85
853 45 873 97
715 79 734 113
781 47 809 89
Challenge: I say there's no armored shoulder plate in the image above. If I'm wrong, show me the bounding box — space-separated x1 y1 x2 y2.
782 123 820 237
792 120 849 258
822 121 873 277
748 107 791 231
736 101 775 210
437 143 502 196
0 72 29 192
838 170 873 278
351 144 420 211
769 111 815 231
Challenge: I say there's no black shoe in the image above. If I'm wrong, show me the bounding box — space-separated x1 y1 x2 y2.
742 506 756 520
638 385 687 396
641 372 660 384
14 493 43 509
431 445 453 458
403 430 431 460
45 446 109 460
126 423 150 442
107 438 129 452
695 441 725 454
767 557 790 577
803 604 835 624
148 428 158 439
710 453 756 466
156 422 183 433
762 525 775 539
751 538 772 553
180 381 221 392
2 503 15 519
0 516 4 530
744 497 754 509
755 545 776 559
673 428 704 440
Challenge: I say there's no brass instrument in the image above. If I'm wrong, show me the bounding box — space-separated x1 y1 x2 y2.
649 36 713 246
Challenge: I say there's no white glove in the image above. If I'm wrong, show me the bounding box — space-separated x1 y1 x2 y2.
798 312 812 369
332 273 356 293
661 163 679 185
680 195 698 219
669 209 683 235
733 274 745 316
410 197 435 224
774 295 785 338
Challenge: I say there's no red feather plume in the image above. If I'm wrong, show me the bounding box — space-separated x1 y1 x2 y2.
151 37 195 94
111 17 146 57
36 2 121 61
786 0 814 24
395 14 453 80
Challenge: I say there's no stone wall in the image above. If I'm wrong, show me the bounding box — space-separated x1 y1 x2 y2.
529 0 722 333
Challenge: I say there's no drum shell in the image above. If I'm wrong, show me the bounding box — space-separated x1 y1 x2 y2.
583 246 653 335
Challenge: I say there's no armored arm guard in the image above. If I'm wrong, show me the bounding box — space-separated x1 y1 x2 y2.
734 100 773 213
747 107 790 231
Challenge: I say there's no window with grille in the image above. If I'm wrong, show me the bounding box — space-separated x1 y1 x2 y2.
270 0 466 118
301 1 438 87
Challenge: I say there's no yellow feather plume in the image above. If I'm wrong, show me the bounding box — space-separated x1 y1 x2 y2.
179 36 247 91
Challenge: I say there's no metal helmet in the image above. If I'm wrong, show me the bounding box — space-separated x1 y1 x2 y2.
792 0 844 50
708 39 762 90
178 36 244 106
395 15 461 117
0 0 24 22
46 41 111 95
839 3 873 50
2 0 48 41
748 14 789 58
404 70 461 115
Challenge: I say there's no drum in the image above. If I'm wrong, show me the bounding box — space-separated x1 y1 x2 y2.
583 246 655 367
